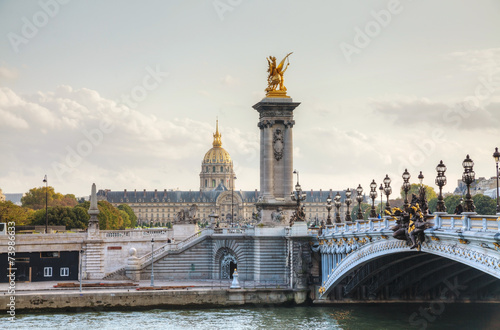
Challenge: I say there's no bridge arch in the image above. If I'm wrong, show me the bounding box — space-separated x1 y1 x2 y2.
320 238 500 300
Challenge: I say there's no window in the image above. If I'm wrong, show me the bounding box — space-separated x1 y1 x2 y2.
44 267 53 277
212 179 216 187
60 267 69 277
205 179 207 187
213 166 216 173
41 252 60 258
221 166 223 172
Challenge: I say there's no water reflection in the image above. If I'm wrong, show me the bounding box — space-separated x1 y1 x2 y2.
10 304 500 330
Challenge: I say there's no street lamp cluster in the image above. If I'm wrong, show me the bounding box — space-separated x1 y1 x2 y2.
320 148 500 225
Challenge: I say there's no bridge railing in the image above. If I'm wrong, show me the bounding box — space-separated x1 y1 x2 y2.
438 214 499 232
100 228 173 239
320 214 499 238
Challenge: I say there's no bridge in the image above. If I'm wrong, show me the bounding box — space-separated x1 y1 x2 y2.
316 213 500 302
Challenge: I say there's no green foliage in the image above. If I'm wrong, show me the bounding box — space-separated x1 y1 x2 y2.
472 194 496 215
400 184 437 201
21 186 77 210
117 204 137 228
30 206 88 229
351 203 373 220
0 201 34 225
119 210 130 228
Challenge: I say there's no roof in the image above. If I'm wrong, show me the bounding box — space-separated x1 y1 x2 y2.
98 188 352 204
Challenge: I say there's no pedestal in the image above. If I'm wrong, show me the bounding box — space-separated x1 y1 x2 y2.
253 97 300 225
173 223 199 240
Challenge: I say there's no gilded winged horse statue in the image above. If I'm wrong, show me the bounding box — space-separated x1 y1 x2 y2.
265 52 293 96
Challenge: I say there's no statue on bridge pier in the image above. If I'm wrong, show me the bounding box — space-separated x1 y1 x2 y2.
388 195 433 251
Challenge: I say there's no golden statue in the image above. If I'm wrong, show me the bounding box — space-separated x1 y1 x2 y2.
265 52 293 98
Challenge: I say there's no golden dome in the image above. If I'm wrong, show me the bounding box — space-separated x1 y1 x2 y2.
203 120 232 164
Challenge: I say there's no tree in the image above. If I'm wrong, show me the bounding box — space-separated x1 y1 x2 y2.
472 194 496 215
400 184 437 202
29 206 88 229
0 201 34 225
77 200 124 230
118 204 138 228
21 186 77 210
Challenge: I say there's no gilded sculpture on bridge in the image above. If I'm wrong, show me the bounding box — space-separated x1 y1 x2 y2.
265 52 293 97
388 195 433 251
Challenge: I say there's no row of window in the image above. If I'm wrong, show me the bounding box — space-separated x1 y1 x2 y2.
44 267 69 277
204 166 231 173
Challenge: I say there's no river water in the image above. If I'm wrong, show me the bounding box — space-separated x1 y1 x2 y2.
9 304 500 329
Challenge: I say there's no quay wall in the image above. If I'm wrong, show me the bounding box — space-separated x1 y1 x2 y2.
1 289 308 312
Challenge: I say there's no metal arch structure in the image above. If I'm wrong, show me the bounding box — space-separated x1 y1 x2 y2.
317 213 500 299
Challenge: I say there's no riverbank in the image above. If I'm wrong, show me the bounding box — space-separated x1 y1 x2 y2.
0 280 309 313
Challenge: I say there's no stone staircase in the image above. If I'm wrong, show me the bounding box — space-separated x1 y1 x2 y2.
85 242 105 279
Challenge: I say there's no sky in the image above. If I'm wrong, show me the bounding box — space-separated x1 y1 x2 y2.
0 0 499 197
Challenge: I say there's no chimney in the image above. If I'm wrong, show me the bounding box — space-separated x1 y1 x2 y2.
134 189 137 198
124 189 127 198
164 189 167 197
154 189 157 198
143 189 146 198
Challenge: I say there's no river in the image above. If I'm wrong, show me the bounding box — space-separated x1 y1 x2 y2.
8 304 500 329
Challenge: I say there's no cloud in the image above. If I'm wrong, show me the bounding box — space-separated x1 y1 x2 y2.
446 48 500 75
0 65 18 81
221 74 239 86
0 86 257 195
371 97 500 130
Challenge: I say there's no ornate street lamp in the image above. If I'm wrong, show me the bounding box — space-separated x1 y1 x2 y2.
43 175 48 233
379 184 384 217
290 170 306 221
356 184 364 220
151 237 155 287
369 180 377 218
334 192 342 223
383 175 392 211
461 154 476 213
402 169 411 210
344 189 353 222
325 195 333 225
493 147 500 213
435 160 447 212
231 175 237 226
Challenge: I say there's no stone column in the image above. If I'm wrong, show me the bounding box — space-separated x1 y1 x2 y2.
284 121 294 201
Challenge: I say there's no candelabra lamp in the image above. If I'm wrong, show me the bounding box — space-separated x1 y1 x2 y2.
344 188 352 222
356 184 364 220
326 195 333 225
402 169 411 210
493 147 500 214
369 180 377 218
334 192 342 223
461 154 476 212
435 160 447 213
383 175 392 211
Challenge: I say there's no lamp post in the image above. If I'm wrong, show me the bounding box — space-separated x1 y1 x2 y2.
325 195 333 225
379 184 384 217
435 160 447 213
493 147 500 214
344 188 352 222
43 175 48 233
151 237 155 287
356 184 364 220
369 180 377 218
231 175 237 226
402 169 411 210
383 175 392 211
79 248 84 292
334 192 341 223
462 154 476 212
290 170 306 221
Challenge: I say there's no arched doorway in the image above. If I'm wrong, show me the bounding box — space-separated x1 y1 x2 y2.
220 253 237 279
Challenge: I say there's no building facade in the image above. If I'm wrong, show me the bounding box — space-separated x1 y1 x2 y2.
99 122 351 226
